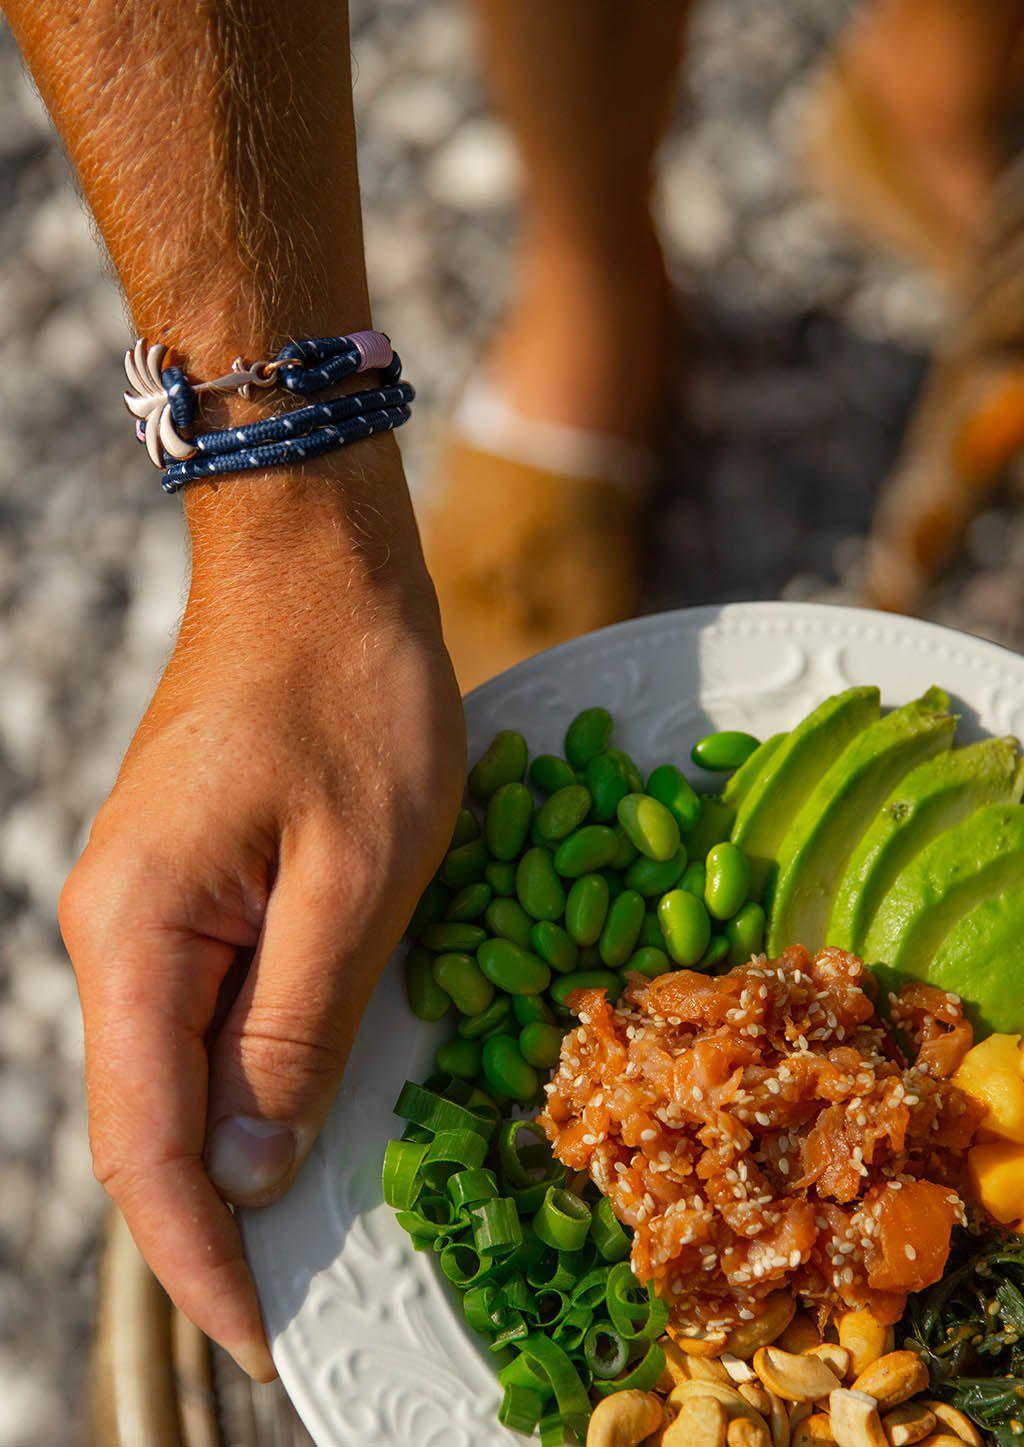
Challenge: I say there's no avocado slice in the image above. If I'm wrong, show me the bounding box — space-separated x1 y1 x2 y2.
927 885 1024 1035
863 801 1024 996
732 687 881 900
721 732 786 811
827 737 1024 954
766 688 955 955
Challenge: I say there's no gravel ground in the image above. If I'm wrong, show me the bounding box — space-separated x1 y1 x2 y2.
0 1 1018 1442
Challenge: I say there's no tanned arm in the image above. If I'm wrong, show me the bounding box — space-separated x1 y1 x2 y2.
3 0 463 1378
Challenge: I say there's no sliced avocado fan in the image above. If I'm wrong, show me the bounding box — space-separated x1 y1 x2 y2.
721 732 786 812
766 688 955 955
926 885 1024 1035
862 801 1024 1000
827 736 1024 955
732 686 881 901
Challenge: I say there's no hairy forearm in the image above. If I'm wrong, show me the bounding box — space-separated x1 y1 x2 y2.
4 0 421 578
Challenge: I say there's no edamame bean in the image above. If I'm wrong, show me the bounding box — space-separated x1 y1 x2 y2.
530 921 579 974
516 847 567 921
458 994 513 1039
698 934 730 970
683 796 735 860
691 730 760 772
484 782 533 861
477 938 551 996
554 825 619 877
482 1034 539 1103
530 754 578 795
725 901 766 966
440 838 490 888
609 828 638 871
624 946 670 979
616 793 680 863
469 730 528 802
485 897 534 949
639 912 666 949
605 747 643 793
599 888 645 968
549 970 623 1007
584 754 630 822
600 869 624 901
565 873 609 946
519 1022 564 1071
679 861 706 897
624 846 688 896
704 841 751 921
446 882 492 921
535 784 592 842
436 1038 482 1079
657 889 711 966
405 946 451 1020
432 952 495 1015
485 860 516 896
450 807 481 849
564 707 614 771
645 764 702 832
420 921 487 952
513 993 555 1026
408 879 450 935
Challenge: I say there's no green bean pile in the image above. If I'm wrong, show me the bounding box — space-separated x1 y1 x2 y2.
384 709 764 1441
405 708 765 1103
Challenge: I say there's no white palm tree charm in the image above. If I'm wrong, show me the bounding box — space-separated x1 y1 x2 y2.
123 338 196 468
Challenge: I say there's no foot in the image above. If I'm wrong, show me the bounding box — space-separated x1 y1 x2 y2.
422 229 676 691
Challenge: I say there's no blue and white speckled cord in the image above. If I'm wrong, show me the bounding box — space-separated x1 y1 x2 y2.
122 331 415 494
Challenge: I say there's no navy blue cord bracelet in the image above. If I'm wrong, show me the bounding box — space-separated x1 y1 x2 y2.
123 331 414 494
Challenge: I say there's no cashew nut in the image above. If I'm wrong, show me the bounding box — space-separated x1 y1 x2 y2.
793 1413 837 1446
919 1403 983 1447
753 1346 842 1404
807 1345 852 1383
779 1314 823 1355
728 1419 773 1447
723 1354 759 1384
669 1379 771 1428
829 1388 888 1447
915 1438 977 1447
667 1325 729 1358
882 1403 937 1446
740 1382 774 1415
587 1390 664 1447
727 1296 798 1359
661 1395 728 1447
768 1392 791 1447
837 1311 895 1380
850 1354 929 1410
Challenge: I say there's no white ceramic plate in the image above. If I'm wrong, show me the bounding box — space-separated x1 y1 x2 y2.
242 601 1024 1447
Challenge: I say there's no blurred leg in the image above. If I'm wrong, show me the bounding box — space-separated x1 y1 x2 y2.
473 0 690 439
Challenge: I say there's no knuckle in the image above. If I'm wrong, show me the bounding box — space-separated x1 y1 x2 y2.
218 1014 344 1102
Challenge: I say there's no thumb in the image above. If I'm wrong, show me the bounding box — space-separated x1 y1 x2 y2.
205 842 389 1206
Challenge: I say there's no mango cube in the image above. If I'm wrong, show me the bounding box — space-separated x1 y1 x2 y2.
968 1141 1024 1223
954 1033 1024 1143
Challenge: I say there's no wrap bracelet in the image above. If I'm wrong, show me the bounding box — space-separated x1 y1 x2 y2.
123 331 415 494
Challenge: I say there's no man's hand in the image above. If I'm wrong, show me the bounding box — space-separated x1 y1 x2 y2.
60 468 464 1377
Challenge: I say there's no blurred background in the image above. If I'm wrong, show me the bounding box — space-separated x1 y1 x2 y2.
1 0 1023 1440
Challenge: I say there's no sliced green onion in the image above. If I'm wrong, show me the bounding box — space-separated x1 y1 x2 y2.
464 1283 504 1335
590 1197 631 1262
447 1167 498 1209
606 1262 669 1340
534 1289 569 1327
499 1384 545 1435
439 1242 487 1288
533 1187 592 1252
421 1128 488 1190
493 1233 547 1283
394 1081 495 1139
381 1138 427 1210
503 1274 534 1317
498 1351 553 1400
394 1193 459 1242
539 1411 569 1447
583 1323 629 1380
490 1307 529 1352
570 1267 611 1310
400 1123 432 1144
591 1339 666 1397
499 1119 563 1191
518 1333 592 1438
471 1197 523 1258
551 1306 592 1352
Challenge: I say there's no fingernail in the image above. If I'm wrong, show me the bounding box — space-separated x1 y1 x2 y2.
231 1337 278 1383
207 1116 295 1198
